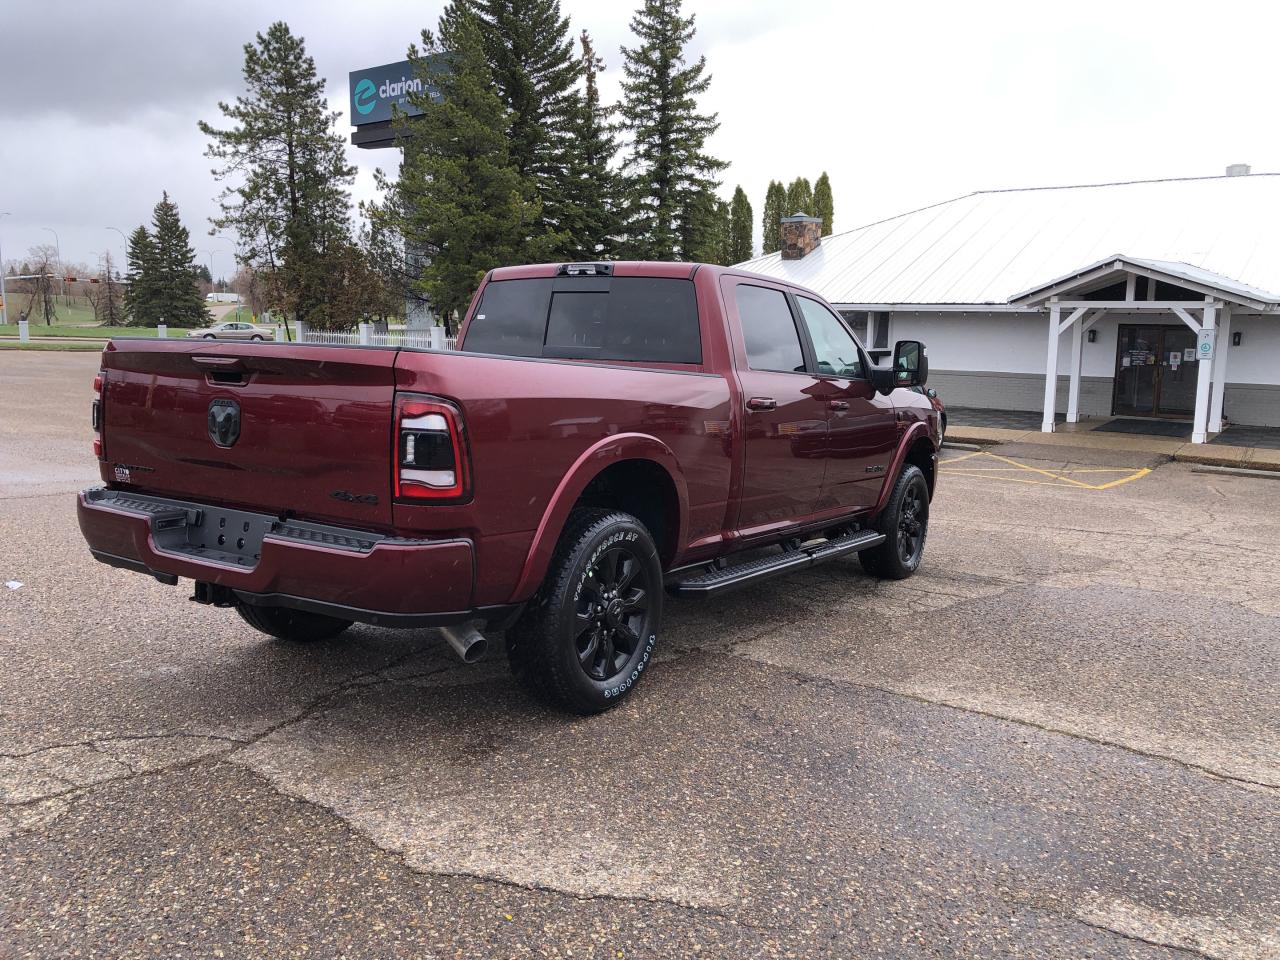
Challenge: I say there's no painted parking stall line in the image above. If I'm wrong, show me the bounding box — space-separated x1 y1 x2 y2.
940 450 1152 490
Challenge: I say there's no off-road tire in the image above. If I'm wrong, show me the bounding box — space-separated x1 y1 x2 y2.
507 509 662 714
860 464 929 580
237 603 352 642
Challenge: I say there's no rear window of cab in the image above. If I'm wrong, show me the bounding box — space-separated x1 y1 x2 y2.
463 276 702 364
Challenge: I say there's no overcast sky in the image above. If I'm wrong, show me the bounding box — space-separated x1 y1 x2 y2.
0 0 1273 273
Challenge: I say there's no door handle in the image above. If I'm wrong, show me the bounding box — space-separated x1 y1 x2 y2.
746 396 776 411
829 400 849 411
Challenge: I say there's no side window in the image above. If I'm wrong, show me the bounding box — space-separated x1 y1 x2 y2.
796 297 865 379
736 284 805 373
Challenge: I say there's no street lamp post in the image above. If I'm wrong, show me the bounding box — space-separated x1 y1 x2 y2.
0 213 10 328
105 227 128 272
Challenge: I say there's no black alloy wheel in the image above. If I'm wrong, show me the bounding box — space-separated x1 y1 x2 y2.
897 481 927 567
860 463 929 580
574 545 652 681
507 509 663 713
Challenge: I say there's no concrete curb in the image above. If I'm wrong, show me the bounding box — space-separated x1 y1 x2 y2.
946 424 1280 473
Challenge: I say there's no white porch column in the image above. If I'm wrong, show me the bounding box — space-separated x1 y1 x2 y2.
1191 302 1216 444
1042 299 1060 432
1066 312 1085 423
1208 306 1232 433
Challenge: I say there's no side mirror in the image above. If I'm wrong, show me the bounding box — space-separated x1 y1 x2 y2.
893 340 927 388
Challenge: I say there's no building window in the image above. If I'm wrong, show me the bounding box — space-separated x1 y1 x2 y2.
838 310 869 345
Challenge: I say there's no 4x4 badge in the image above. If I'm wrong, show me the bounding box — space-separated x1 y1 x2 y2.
208 399 241 448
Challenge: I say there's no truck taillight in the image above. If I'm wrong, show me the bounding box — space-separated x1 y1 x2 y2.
92 369 105 460
393 394 470 501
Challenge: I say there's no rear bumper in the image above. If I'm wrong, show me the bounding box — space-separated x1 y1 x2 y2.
76 487 508 629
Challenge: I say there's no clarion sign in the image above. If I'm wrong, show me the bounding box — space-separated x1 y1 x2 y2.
348 59 443 127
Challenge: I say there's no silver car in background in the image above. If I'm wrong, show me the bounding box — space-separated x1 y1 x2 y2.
186 321 275 341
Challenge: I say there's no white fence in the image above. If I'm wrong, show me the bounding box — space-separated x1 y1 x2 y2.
298 324 457 351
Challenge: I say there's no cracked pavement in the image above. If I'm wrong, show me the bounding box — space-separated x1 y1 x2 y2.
1 352 1278 959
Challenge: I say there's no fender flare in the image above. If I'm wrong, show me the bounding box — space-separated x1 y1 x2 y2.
510 433 690 602
873 422 935 515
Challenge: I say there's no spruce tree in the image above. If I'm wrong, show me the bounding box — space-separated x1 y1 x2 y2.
200 22 355 326
150 192 208 328
558 30 623 259
372 4 554 325
683 189 730 264
618 0 727 260
472 0 580 252
123 226 159 327
761 180 786 255
813 171 834 235
727 185 753 263
785 177 814 217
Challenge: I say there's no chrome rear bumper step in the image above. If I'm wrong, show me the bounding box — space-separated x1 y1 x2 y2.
669 529 885 597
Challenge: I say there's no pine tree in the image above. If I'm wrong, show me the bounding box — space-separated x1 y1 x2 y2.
200 22 355 327
618 0 727 260
683 189 730 264
558 29 623 259
813 171 834 235
372 4 554 326
761 180 786 255
785 177 814 217
123 226 159 326
473 0 580 252
150 192 208 328
728 185 753 263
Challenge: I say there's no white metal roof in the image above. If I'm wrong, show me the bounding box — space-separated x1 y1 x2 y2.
736 173 1280 307
1008 254 1280 309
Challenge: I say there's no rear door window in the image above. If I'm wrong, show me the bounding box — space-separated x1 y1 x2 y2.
736 284 805 373
464 276 701 363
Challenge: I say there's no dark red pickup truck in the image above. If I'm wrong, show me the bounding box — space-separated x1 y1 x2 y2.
78 262 940 712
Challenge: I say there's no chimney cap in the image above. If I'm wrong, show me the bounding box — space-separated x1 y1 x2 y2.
1226 163 1251 177
781 213 821 223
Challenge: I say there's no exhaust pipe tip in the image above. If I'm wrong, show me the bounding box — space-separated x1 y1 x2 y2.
440 622 487 664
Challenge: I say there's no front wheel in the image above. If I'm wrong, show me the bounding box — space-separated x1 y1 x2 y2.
250 334 264 341
507 509 662 714
860 464 930 580
237 603 352 642
202 334 216 340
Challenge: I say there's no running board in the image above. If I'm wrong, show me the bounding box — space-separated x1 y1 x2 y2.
670 529 885 598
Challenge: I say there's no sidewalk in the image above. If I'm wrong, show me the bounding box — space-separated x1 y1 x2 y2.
946 421 1280 471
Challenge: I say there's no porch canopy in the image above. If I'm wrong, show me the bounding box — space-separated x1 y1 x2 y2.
1011 255 1280 443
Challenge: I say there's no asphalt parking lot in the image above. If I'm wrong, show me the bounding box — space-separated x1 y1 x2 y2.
2 352 1278 959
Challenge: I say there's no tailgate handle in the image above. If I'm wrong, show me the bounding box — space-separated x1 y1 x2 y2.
192 356 244 369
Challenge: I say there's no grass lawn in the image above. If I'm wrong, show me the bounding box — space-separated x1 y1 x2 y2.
0 324 195 339
0 340 106 351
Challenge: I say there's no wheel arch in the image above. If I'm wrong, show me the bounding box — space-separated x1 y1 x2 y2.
873 422 936 515
510 434 689 602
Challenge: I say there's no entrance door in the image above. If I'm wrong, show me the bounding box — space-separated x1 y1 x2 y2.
1113 324 1199 417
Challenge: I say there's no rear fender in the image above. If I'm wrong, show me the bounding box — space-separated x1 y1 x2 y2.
510 433 689 602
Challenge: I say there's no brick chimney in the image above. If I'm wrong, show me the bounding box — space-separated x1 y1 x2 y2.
780 214 821 260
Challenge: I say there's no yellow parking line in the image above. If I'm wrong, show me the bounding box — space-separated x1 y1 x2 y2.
978 451 1094 488
939 450 1151 491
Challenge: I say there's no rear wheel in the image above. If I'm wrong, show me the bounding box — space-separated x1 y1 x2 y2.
250 334 264 341
507 509 662 714
237 603 352 642
202 333 215 340
860 464 929 580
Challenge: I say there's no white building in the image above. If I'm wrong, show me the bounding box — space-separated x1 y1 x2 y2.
739 169 1280 440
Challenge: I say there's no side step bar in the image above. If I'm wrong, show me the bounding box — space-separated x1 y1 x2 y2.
669 529 885 598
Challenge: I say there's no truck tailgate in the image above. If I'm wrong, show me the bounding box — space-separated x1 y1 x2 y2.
99 340 397 529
